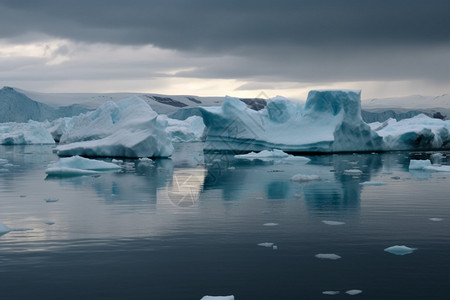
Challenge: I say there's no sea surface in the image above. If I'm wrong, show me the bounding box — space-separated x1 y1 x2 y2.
1 143 449 299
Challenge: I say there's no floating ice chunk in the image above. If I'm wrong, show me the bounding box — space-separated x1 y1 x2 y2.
45 198 59 203
200 296 234 300
0 121 55 145
344 169 362 175
290 174 321 182
409 159 432 170
346 290 363 295
235 149 290 160
263 223 279 226
322 291 340 295
45 221 55 225
258 242 274 248
429 218 444 222
384 245 416 255
322 220 345 226
359 181 386 186
315 253 341 260
273 245 278 250
0 222 12 235
45 156 122 176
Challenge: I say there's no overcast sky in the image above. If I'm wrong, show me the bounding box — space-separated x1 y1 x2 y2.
1 0 449 100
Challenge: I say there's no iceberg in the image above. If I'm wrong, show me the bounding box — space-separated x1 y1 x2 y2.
200 296 234 300
322 220 345 226
45 156 122 176
200 90 383 153
0 121 55 145
315 253 342 260
290 174 321 182
374 114 450 150
384 245 416 255
346 290 363 296
0 222 11 235
56 97 173 158
409 159 432 170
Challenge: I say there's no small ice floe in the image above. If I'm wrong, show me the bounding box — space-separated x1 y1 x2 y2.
322 220 345 226
263 223 279 226
409 159 431 170
45 221 55 225
45 156 122 176
0 222 12 235
423 165 450 172
359 181 386 186
384 245 416 255
273 245 278 250
344 169 362 175
346 290 363 295
258 242 274 248
322 291 340 295
200 296 234 300
315 253 341 260
235 149 310 163
429 218 444 222
290 174 321 182
45 198 59 203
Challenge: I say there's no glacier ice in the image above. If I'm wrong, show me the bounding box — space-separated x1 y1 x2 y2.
45 156 122 176
200 296 234 300
0 121 55 145
200 90 383 153
164 115 205 142
56 97 173 158
384 245 416 255
315 253 341 260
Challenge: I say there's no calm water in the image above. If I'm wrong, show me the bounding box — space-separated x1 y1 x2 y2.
1 144 449 299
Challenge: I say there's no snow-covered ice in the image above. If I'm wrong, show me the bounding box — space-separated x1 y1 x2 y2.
315 253 341 260
322 220 345 226
200 296 234 300
45 156 122 176
164 115 205 142
0 121 55 145
290 174 321 182
384 245 416 255
56 97 173 158
258 242 274 247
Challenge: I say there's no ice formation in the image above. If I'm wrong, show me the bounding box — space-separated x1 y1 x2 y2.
45 156 122 176
56 97 173 158
0 121 55 145
200 91 383 152
346 290 363 296
359 181 386 186
384 245 416 255
322 291 340 295
164 115 205 142
0 222 11 235
315 253 342 260
258 242 274 247
322 220 345 226
408 159 450 172
429 217 444 222
263 223 279 226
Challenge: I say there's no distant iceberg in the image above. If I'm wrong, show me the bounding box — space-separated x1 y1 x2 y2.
56 97 173 158
0 121 55 145
200 90 383 153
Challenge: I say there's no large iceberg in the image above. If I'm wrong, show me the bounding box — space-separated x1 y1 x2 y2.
56 97 173 158
199 91 383 153
164 115 205 142
0 121 55 145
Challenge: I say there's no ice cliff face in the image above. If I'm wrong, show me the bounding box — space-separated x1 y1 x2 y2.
56 97 173 158
200 90 383 153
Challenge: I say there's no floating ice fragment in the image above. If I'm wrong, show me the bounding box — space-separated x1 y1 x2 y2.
315 253 341 260
200 296 234 300
384 245 416 255
322 291 340 295
322 220 345 226
46 156 122 176
346 290 363 295
258 242 274 248
424 165 450 172
0 222 12 235
273 245 278 250
429 218 444 222
360 181 386 186
45 198 59 203
409 159 432 170
263 223 279 226
290 174 321 182
344 169 362 175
